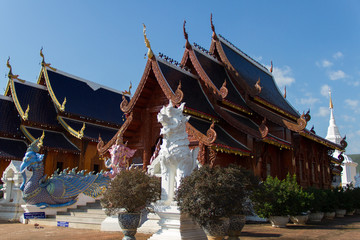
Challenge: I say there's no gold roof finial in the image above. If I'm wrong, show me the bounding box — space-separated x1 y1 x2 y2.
284 86 287 98
270 61 273 73
39 131 45 147
143 24 154 59
40 47 57 71
210 13 215 33
122 81 132 96
6 57 25 82
329 88 333 109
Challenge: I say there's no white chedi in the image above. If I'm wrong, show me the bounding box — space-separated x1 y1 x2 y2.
148 101 199 205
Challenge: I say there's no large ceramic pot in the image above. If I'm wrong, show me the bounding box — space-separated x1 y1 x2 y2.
335 209 346 218
118 212 141 240
227 215 246 240
324 212 336 220
201 218 230 240
308 212 324 222
269 216 289 228
290 215 308 225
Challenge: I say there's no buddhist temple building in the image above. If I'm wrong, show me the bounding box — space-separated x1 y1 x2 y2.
98 20 346 189
0 54 128 182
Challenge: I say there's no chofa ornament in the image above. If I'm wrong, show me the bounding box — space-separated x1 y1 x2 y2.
147 101 199 204
20 132 110 208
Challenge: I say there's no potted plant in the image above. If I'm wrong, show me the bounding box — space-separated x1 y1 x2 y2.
323 189 337 219
344 184 355 215
306 187 327 222
334 187 347 217
251 174 301 227
175 164 258 240
353 187 360 214
285 175 313 225
101 168 161 240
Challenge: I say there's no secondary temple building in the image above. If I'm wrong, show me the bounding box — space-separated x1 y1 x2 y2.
0 53 128 182
98 20 347 189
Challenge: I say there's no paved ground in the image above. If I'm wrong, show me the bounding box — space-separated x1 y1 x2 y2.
1 215 360 240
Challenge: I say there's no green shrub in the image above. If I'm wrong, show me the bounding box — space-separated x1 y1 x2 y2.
306 187 327 212
175 164 258 226
101 168 161 215
251 174 312 218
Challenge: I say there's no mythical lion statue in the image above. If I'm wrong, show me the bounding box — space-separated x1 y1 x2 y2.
147 101 199 204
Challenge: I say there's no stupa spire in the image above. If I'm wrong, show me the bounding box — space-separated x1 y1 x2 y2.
325 89 342 144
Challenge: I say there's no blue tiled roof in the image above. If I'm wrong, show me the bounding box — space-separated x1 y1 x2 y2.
46 69 127 126
0 96 22 137
0 138 27 160
219 37 300 118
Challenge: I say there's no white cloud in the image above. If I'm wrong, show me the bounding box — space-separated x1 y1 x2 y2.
343 115 356 122
329 70 347 80
333 51 344 59
271 66 295 87
299 97 319 106
316 106 329 117
345 99 359 109
320 84 330 97
316 59 333 68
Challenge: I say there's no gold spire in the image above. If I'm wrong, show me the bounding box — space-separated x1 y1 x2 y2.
143 24 154 59
329 89 333 109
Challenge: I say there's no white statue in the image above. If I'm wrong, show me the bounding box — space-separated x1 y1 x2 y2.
148 101 199 205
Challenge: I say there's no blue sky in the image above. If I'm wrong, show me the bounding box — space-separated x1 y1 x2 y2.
1 1 360 153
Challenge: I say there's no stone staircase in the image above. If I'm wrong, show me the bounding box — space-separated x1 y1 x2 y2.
28 200 107 230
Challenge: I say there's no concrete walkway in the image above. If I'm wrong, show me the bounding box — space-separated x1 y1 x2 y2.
1 215 360 240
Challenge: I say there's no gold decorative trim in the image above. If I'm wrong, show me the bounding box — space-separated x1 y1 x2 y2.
221 100 251 115
299 131 343 151
212 144 251 156
183 107 218 122
9 79 29 121
42 67 66 112
40 48 57 71
263 137 292 150
254 96 298 121
20 125 36 142
57 116 85 139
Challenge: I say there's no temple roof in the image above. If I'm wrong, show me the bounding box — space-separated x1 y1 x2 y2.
0 95 23 138
188 117 250 155
6 79 59 128
58 117 118 142
215 35 300 119
21 126 80 153
0 137 27 160
193 47 249 112
157 59 219 121
42 67 127 127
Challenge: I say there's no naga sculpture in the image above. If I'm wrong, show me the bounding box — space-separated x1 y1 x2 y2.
104 136 137 178
20 134 110 208
148 101 199 204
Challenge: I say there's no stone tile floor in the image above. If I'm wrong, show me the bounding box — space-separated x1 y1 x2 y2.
1 215 360 240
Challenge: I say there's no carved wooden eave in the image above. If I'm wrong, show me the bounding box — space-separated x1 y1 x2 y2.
259 117 269 138
211 144 251 156
282 111 310 132
213 105 262 139
97 112 133 155
42 67 67 112
57 116 85 139
298 130 343 151
262 136 292 150
120 58 184 114
186 121 216 146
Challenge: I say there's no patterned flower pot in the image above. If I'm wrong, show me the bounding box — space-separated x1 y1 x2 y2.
308 212 324 222
227 215 246 240
269 216 289 228
324 212 336 219
335 209 346 218
346 210 355 216
118 212 141 240
290 215 308 225
201 218 230 240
